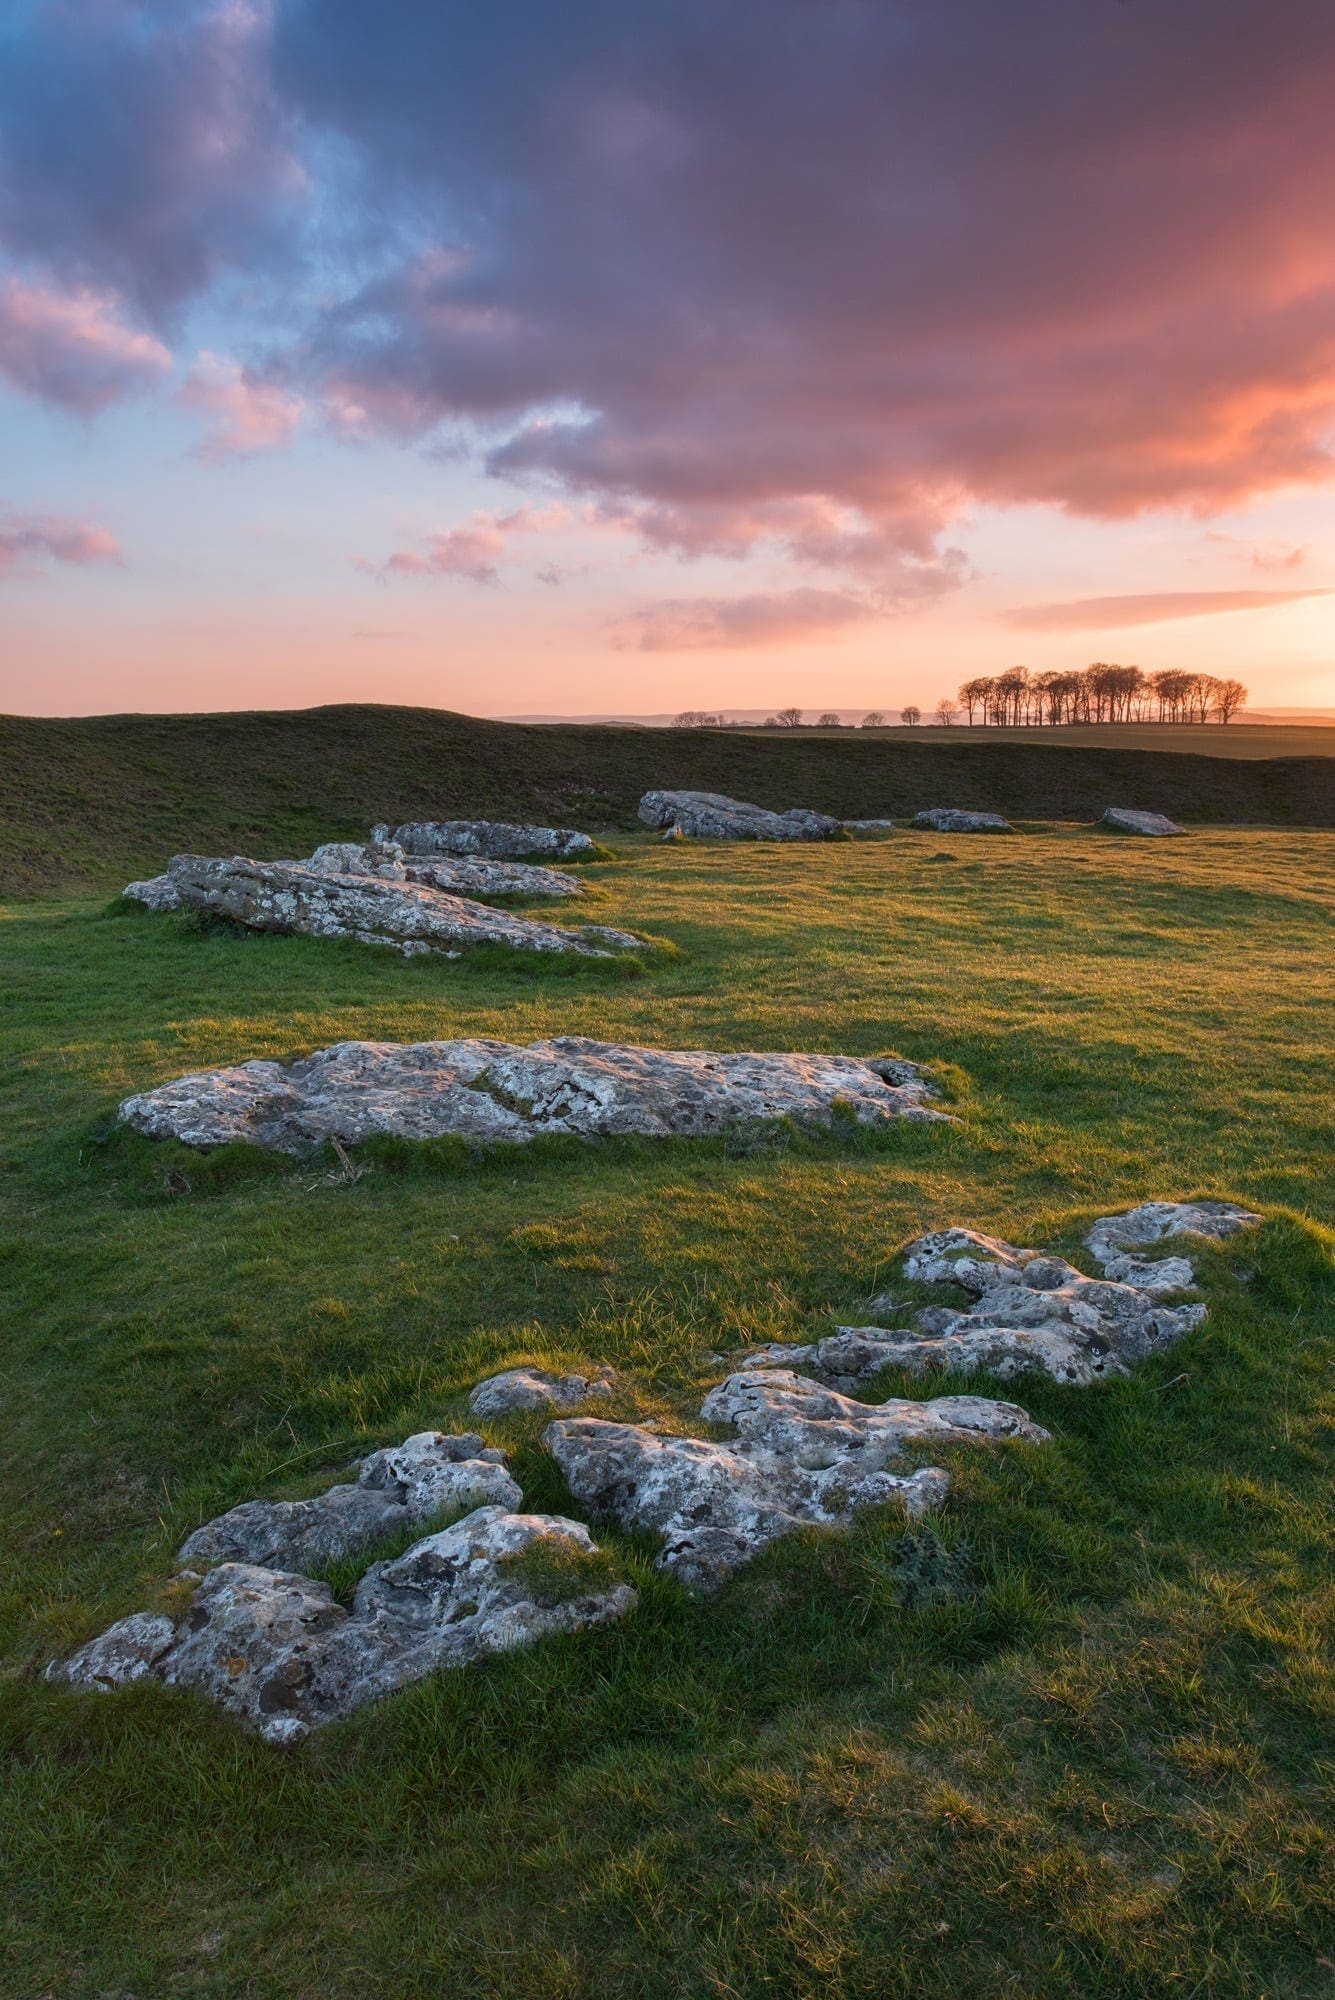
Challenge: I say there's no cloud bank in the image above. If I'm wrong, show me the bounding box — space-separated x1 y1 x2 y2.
0 508 121 579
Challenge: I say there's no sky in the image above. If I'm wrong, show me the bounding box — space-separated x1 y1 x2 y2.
2 0 1335 719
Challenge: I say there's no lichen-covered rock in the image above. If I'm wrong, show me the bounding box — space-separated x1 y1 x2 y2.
1100 807 1185 836
1085 1200 1261 1273
178 1432 520 1570
912 809 1012 833
638 790 842 841
402 855 582 899
819 1214 1234 1388
158 854 636 959
304 840 409 878
843 819 897 832
52 1506 636 1743
49 1611 177 1690
469 1367 618 1418
122 875 181 910
119 1036 947 1154
375 820 596 861
546 1369 1046 1590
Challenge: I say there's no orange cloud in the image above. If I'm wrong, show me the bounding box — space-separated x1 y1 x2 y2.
1002 589 1332 632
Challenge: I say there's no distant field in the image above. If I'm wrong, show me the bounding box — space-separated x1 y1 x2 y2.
1 705 1332 897
816 723 1335 758
1 827 1331 1997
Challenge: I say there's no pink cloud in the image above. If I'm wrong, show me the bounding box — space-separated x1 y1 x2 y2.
1002 589 1332 632
0 278 170 412
361 505 571 583
1204 531 1308 571
613 587 877 651
0 507 122 579
177 352 303 460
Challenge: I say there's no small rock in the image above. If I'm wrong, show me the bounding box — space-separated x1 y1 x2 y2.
912 809 1012 833
1100 808 1185 836
122 876 181 911
843 819 897 832
638 791 842 841
377 820 596 861
48 1611 176 1690
469 1366 618 1418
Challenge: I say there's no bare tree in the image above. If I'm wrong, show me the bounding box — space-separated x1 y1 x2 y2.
775 707 804 727
935 698 959 726
901 704 921 726
674 710 723 728
958 678 988 725
1212 677 1248 723
861 710 886 728
763 714 779 727
815 710 842 727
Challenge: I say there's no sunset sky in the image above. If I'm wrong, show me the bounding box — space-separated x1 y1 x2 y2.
3 0 1335 718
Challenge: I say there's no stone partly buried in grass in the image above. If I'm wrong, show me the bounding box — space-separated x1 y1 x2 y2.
547 1369 1048 1592
744 1201 1263 1390
134 854 638 960
54 1505 635 1745
638 789 843 841
469 1366 618 1418
1101 806 1185 836
912 808 1013 833
125 840 585 910
374 818 596 861
118 1036 948 1154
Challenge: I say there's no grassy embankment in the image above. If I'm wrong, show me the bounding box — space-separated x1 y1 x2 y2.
2 703 1333 896
1 815 1331 1997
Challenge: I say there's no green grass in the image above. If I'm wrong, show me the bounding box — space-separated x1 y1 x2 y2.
1 826 1332 1997
3 702 1333 895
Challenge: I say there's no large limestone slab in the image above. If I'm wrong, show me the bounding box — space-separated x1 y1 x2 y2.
374 820 596 861
54 1506 635 1744
638 790 842 841
1101 807 1185 836
178 1432 520 1571
160 853 635 958
546 1368 1047 1591
118 1036 947 1154
912 808 1012 833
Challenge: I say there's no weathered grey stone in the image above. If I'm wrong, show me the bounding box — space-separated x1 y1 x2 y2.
375 820 596 861
118 1037 947 1154
1086 1200 1261 1271
53 1506 636 1744
843 819 897 832
823 1218 1217 1387
912 809 1012 833
401 855 583 899
469 1367 617 1418
178 1432 520 1570
1100 807 1185 836
48 1611 177 1690
303 840 409 878
638 790 842 841
545 1368 1047 1590
160 854 636 958
122 875 181 911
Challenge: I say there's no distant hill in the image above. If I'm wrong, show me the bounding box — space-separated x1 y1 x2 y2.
1 703 1331 897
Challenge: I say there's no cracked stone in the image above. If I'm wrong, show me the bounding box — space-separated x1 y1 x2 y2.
912 809 1012 833
1100 808 1185 836
545 1368 1047 1590
119 1036 948 1154
373 820 596 861
177 1431 520 1571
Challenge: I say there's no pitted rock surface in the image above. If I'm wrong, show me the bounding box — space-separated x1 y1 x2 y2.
469 1367 618 1418
807 1210 1255 1388
912 808 1012 833
638 790 842 841
1101 807 1185 836
545 1368 1047 1590
304 840 410 878
401 855 582 899
178 1432 520 1570
374 820 596 861
1085 1200 1261 1274
52 1506 635 1743
158 854 635 959
118 1036 947 1154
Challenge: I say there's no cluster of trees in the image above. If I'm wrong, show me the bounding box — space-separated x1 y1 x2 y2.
953 665 1248 726
673 668 1247 730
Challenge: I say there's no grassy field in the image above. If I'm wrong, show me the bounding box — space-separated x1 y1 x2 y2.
1 819 1332 1998
2 704 1333 896
807 723 1335 757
